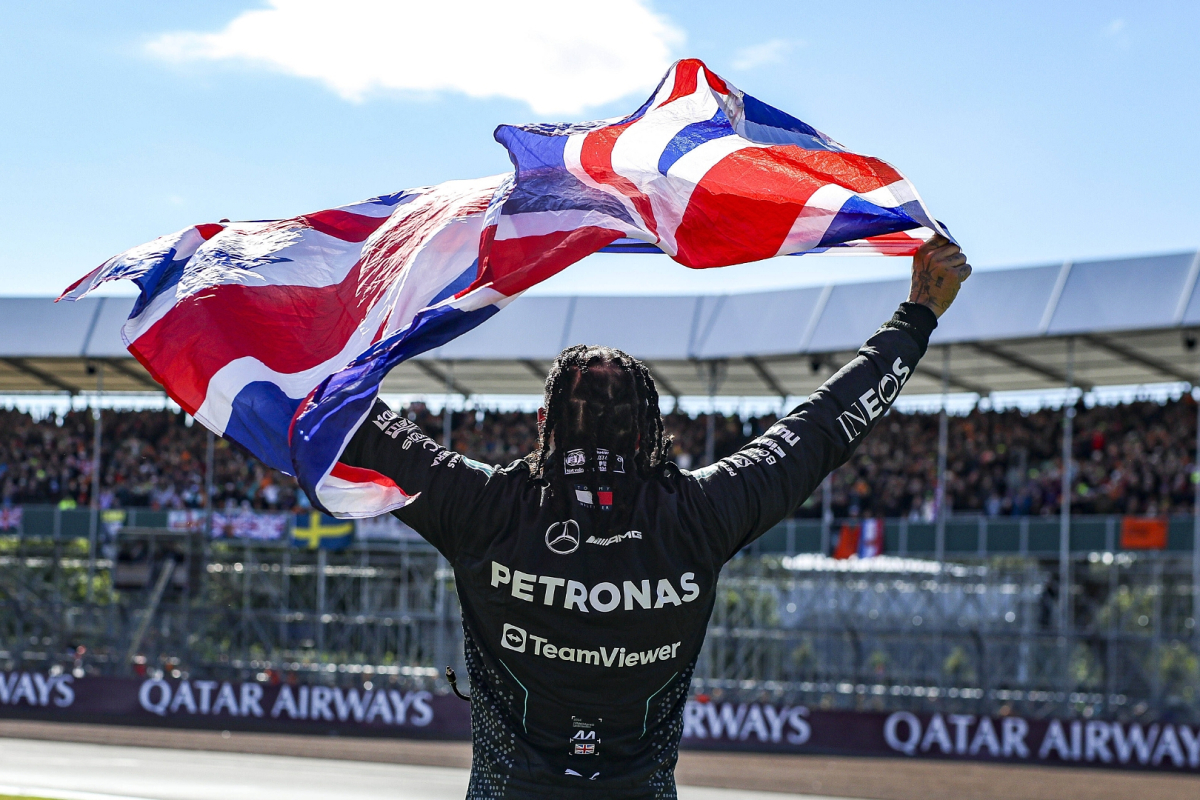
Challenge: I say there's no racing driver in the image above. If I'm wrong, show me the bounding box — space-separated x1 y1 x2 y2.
338 235 970 798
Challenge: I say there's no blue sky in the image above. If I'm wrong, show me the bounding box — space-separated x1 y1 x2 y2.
2 1 1197 297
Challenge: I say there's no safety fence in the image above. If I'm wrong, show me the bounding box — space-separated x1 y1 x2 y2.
4 504 1199 555
2 512 1199 729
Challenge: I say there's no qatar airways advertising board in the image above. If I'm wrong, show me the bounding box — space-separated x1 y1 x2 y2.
1 670 1197 772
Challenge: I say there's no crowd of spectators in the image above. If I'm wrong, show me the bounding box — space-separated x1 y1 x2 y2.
0 408 301 512
2 395 1197 518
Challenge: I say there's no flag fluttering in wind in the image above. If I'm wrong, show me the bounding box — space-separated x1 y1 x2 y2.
60 59 945 518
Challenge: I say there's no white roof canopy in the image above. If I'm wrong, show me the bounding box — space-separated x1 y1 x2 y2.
3 250 1198 399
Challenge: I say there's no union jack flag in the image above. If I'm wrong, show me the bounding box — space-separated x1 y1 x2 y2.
488 57 944 277
60 59 944 518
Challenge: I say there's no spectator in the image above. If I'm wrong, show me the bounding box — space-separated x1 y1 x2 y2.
1 395 1195 518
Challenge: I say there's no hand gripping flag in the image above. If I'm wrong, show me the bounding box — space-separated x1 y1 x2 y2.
60 59 946 518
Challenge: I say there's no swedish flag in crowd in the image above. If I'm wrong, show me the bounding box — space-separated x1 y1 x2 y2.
291 511 354 550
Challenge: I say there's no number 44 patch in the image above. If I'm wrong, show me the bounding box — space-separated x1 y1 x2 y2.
570 715 601 756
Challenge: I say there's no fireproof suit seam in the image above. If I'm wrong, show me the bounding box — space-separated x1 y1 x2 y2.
641 671 678 738
497 657 529 732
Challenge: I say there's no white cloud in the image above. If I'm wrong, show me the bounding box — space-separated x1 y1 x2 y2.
731 39 795 71
1102 18 1129 49
147 0 684 115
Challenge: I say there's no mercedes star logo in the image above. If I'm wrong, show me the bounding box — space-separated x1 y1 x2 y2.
545 519 581 555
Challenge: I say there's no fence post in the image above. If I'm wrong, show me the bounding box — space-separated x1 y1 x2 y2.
1151 556 1164 708
820 474 833 556
1106 550 1119 711
316 547 327 652
1058 338 1076 709
935 348 949 565
1193 380 1200 643
1059 338 1075 634
87 363 104 604
280 546 291 650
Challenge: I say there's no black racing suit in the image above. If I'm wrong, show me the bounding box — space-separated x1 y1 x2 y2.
339 302 936 799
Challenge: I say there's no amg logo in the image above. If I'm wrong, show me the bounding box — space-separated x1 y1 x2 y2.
586 531 642 547
836 357 912 443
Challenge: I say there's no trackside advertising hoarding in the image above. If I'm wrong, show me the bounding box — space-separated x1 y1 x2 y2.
0 672 468 739
2 671 1198 772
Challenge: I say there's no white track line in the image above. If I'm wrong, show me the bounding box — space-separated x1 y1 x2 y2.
0 786 163 800
0 737 865 800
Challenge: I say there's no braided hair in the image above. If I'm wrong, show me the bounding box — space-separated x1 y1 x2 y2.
527 344 672 534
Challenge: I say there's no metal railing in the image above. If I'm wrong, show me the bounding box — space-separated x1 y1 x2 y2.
2 511 1198 724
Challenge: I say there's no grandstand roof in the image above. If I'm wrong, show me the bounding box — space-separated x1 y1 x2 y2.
3 249 1199 399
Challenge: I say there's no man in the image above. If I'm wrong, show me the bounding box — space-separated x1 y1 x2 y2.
340 236 970 798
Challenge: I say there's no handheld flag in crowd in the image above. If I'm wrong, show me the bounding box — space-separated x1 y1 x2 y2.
0 507 21 531
1119 517 1169 550
291 511 355 551
59 58 946 519
833 518 885 560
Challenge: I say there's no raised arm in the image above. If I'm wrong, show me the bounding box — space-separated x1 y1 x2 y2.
338 398 499 560
695 235 970 559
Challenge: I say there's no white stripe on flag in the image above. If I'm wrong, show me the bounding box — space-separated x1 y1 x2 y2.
611 77 721 255
495 208 644 242
562 134 645 236
860 180 921 209
775 184 854 257
657 135 768 254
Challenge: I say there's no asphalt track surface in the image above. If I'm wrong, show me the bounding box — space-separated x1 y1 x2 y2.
0 737 837 800
0 721 1197 800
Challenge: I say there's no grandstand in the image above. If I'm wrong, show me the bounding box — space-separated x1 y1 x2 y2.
3 250 1200 736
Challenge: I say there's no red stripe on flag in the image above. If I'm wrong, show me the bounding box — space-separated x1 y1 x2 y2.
675 148 824 268
300 209 390 243
658 59 700 108
703 66 729 95
796 150 906 194
129 186 486 413
580 125 660 239
56 266 99 301
855 232 926 256
130 268 379 413
329 462 407 494
674 146 912 268
196 223 225 240
473 227 623 297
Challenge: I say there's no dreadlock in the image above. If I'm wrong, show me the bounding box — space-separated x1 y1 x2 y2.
527 344 672 534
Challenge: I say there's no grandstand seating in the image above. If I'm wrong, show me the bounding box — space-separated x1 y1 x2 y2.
1 396 1196 518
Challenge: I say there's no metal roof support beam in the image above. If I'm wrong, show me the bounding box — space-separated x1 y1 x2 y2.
1082 335 1195 384
1 358 78 394
745 356 789 399
642 362 681 401
520 360 548 383
412 361 472 398
104 358 163 391
968 342 1094 391
944 373 993 397
921 345 992 397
